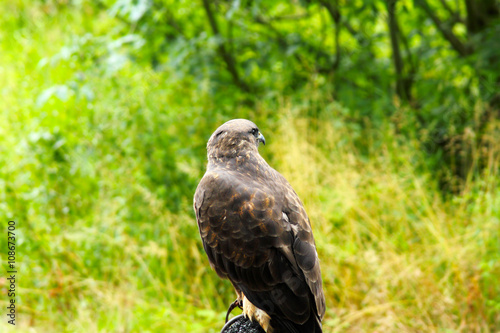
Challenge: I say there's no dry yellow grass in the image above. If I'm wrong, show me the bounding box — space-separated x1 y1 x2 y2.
271 115 500 332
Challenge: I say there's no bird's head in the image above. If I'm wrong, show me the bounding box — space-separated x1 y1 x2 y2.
207 119 266 161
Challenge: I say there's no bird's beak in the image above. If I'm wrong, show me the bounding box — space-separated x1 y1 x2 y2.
257 132 266 146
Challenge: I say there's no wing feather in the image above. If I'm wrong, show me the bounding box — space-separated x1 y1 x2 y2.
194 169 325 329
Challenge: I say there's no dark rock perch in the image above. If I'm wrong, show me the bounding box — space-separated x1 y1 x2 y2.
221 315 266 333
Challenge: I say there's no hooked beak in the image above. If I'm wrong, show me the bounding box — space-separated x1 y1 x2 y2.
257 132 266 146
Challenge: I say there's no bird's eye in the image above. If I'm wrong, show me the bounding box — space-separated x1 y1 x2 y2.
250 128 259 136
215 130 224 137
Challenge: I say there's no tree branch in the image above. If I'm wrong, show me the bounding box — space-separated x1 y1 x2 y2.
318 0 341 70
464 0 499 35
254 15 333 73
438 0 463 23
386 0 412 102
267 14 310 21
165 10 185 38
201 0 251 92
416 0 471 57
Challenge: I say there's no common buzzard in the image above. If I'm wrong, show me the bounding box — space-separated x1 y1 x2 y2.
194 119 325 332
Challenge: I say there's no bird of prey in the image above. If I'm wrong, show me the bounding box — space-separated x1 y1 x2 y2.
194 119 325 332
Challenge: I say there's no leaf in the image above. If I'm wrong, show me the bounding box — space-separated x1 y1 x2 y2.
226 0 241 20
109 0 151 23
36 85 73 108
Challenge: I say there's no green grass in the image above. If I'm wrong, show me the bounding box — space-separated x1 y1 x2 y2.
0 1 499 332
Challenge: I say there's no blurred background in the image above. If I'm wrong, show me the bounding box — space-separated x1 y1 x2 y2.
0 0 499 332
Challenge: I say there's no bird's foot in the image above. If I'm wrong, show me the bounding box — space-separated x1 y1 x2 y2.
225 299 243 323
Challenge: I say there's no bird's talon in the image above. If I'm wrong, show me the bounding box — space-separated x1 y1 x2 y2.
225 299 241 323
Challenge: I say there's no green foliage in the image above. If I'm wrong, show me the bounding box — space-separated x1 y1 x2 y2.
0 0 499 332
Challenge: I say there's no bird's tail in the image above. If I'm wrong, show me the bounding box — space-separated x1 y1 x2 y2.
271 314 322 333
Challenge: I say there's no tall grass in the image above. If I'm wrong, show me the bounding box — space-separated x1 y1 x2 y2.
273 116 500 332
0 2 499 332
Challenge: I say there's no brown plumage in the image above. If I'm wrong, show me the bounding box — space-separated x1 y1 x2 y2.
194 119 325 332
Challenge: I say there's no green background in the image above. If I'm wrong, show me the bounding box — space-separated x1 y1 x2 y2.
0 0 499 332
